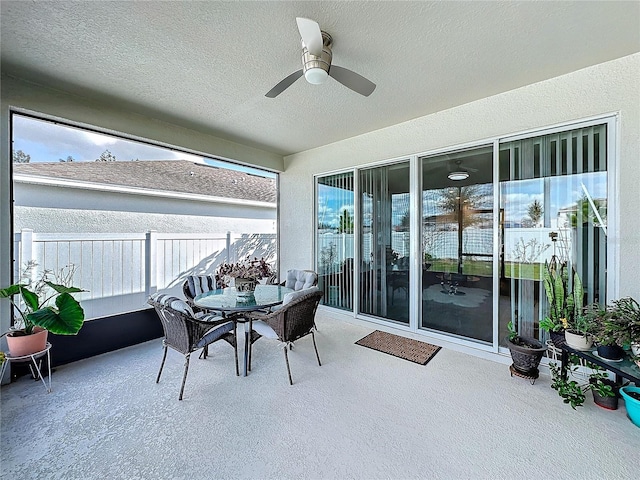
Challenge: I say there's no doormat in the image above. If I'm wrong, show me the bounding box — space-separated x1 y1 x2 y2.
355 330 441 365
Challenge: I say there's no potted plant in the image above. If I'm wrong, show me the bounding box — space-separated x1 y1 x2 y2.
505 320 547 379
549 359 617 409
217 256 274 296
540 259 583 347
619 386 640 428
565 304 600 351
0 263 86 357
609 297 640 354
594 297 640 361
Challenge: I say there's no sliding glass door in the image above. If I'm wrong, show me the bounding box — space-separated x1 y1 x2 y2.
420 147 494 343
316 172 354 310
499 124 607 344
359 162 410 324
313 118 611 352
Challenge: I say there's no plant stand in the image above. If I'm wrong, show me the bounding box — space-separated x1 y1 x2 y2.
0 343 52 393
509 364 539 385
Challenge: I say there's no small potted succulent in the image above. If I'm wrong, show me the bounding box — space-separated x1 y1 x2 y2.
0 263 86 356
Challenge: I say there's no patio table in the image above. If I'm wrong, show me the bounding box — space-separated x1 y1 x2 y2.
193 285 294 377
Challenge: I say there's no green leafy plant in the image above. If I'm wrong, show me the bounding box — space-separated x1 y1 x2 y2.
0 262 86 336
507 320 517 342
549 357 615 409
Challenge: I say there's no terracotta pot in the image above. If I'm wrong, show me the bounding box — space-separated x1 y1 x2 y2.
590 378 619 410
564 330 594 351
6 327 48 357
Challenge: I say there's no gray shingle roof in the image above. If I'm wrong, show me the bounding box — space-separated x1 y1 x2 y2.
13 160 276 203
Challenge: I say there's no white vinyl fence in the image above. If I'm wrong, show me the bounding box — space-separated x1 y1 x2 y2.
13 229 277 320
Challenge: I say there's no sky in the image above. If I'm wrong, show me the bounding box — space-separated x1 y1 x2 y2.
12 114 275 178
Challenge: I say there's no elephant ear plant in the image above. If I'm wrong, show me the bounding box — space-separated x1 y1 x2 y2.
0 263 86 337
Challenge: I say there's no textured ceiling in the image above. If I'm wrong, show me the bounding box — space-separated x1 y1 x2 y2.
1 1 639 157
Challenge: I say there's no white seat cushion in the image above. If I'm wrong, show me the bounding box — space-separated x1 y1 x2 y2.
284 269 318 291
251 320 278 339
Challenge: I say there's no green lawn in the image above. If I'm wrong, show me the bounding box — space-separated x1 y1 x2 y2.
427 259 542 280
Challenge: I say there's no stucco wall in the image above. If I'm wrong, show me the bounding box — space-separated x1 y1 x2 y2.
280 53 640 300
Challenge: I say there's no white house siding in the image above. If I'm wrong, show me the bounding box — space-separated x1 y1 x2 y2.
280 53 640 301
14 182 276 234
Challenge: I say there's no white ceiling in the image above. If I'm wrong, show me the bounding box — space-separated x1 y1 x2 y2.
1 1 639 157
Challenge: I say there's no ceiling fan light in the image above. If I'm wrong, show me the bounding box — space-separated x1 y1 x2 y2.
304 67 329 85
448 171 469 181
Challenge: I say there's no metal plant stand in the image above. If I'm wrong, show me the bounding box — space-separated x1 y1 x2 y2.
0 343 52 393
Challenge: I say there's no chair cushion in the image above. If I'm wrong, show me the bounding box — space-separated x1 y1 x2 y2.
282 286 320 306
195 321 235 349
284 270 318 291
251 320 279 339
151 293 195 317
186 275 221 298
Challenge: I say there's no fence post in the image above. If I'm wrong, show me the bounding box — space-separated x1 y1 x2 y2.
145 230 157 298
20 229 35 282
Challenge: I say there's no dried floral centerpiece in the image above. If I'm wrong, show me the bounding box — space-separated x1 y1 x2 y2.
217 257 274 296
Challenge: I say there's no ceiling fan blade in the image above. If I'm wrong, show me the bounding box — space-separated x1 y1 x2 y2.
265 69 304 98
329 65 376 97
296 17 323 57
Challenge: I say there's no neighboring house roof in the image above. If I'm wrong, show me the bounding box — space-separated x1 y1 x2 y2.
13 160 276 204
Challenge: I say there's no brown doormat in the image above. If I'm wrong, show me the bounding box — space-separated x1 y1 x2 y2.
355 330 441 365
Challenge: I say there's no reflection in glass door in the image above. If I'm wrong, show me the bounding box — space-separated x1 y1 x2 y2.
498 124 608 345
359 162 410 324
420 147 494 343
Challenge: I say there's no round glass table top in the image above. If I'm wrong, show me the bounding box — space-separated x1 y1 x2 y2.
194 284 294 312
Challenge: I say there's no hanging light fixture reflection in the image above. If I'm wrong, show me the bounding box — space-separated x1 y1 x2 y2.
448 171 469 181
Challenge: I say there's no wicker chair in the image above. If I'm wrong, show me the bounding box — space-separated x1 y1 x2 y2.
182 274 224 314
246 289 323 385
148 294 239 400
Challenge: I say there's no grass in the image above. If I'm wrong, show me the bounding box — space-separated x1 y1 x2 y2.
428 259 542 280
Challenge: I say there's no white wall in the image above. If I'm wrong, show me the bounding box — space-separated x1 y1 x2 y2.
14 182 276 233
281 54 640 300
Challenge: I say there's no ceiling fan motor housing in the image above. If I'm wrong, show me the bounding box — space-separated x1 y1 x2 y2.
301 31 333 84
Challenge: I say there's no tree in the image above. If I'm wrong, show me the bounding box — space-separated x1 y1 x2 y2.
13 150 30 163
526 199 543 227
337 209 354 234
96 149 117 162
59 155 75 162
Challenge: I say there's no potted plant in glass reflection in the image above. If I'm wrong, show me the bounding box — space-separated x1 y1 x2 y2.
0 263 86 357
217 256 274 297
505 320 547 384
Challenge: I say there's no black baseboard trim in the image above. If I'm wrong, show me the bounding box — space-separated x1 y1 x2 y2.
49 308 163 367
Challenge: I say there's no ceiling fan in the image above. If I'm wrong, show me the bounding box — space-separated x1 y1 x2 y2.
265 17 376 98
447 160 479 181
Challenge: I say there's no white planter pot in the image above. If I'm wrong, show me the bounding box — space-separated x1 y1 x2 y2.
564 330 594 351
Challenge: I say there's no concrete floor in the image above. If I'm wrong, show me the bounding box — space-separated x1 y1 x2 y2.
1 309 638 479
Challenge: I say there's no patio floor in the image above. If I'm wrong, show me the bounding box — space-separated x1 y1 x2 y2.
1 309 638 479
